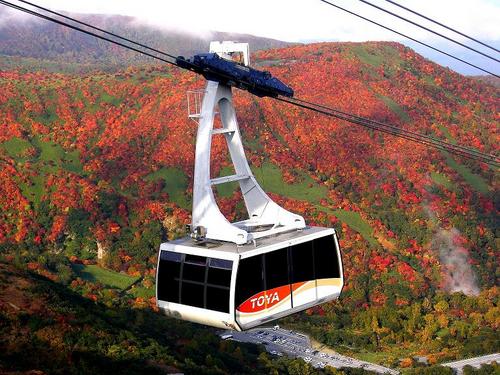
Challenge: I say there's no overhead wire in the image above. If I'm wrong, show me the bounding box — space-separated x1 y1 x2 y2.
0 0 246 84
0 0 282 98
14 0 180 62
276 96 499 167
0 0 498 167
0 0 178 66
384 0 500 54
358 0 499 63
317 0 499 78
292 96 493 161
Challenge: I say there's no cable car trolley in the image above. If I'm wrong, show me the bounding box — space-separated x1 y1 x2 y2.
156 42 343 331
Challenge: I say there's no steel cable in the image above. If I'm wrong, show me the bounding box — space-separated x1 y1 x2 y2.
318 0 499 78
384 0 500 54
276 96 499 167
1 0 497 167
358 0 499 63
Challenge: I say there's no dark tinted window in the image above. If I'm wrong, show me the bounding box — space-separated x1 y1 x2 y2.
181 282 205 308
179 255 207 308
208 267 231 286
208 258 232 286
206 258 232 313
265 248 290 290
313 235 341 279
290 241 314 283
183 255 207 283
157 251 182 303
210 258 232 269
161 251 182 262
236 255 264 307
185 254 207 266
158 252 233 313
206 287 230 312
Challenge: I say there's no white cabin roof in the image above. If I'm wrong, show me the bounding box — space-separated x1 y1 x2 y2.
160 226 335 259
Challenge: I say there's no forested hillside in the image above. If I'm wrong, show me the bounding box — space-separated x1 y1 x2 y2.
1 261 338 374
0 40 498 372
0 7 292 73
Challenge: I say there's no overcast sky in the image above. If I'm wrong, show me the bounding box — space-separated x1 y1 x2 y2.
5 0 500 75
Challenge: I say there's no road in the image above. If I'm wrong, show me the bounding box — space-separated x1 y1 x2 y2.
442 353 499 374
220 326 398 374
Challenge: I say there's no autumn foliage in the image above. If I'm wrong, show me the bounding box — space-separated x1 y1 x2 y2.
0 41 498 306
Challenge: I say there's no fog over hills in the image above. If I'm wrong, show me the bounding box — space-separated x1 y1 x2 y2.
0 7 294 72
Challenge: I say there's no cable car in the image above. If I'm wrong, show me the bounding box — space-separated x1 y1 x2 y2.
157 227 342 331
157 42 343 330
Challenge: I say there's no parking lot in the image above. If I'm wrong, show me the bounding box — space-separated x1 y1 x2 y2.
442 353 500 374
220 326 398 374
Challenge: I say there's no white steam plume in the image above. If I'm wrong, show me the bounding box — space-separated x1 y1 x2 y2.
432 228 479 296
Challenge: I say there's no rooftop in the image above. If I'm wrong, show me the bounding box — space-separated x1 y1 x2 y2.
160 226 335 258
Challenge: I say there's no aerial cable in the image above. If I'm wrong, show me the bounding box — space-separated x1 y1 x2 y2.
286 96 499 166
293 103 493 163
358 0 499 63
0 0 255 91
317 0 500 78
280 96 499 167
0 0 497 166
384 0 500 54
291 97 495 160
0 0 178 66
277 96 499 167
14 0 179 61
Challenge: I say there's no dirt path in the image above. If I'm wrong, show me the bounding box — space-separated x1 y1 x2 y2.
310 337 341 356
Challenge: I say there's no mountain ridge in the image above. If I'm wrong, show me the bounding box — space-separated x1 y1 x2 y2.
0 7 295 72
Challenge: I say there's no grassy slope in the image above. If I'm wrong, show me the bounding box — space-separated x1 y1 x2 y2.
377 94 411 123
0 136 84 206
253 162 327 203
430 172 456 191
72 264 139 290
210 160 379 246
443 154 490 194
253 163 378 246
436 125 490 194
145 167 189 209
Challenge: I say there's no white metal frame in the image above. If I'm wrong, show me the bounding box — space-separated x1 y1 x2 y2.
186 89 205 123
191 80 305 245
209 41 250 66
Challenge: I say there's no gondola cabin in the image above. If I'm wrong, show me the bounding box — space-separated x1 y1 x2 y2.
156 226 343 331
156 41 343 330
